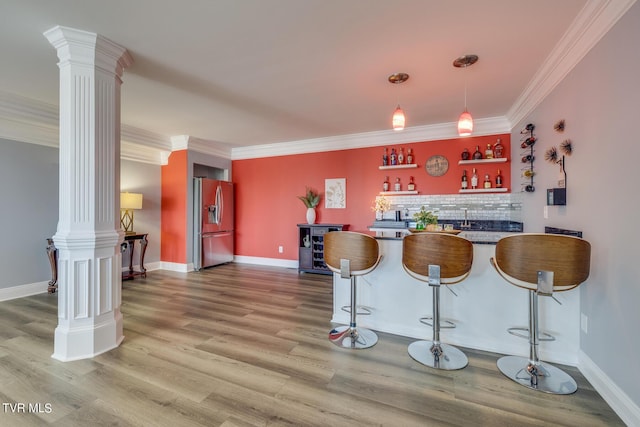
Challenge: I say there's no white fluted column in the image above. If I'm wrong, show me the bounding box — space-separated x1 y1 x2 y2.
44 26 133 361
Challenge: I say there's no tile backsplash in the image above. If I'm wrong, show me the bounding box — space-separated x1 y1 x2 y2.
378 193 523 223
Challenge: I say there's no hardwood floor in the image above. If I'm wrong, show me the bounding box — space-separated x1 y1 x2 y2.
0 263 624 426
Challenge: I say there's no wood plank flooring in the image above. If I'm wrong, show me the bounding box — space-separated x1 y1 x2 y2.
0 263 624 426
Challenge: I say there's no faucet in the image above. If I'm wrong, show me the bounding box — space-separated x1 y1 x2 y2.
461 208 471 229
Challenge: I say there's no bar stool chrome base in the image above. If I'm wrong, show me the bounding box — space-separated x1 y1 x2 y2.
497 355 577 394
329 325 378 349
408 340 468 370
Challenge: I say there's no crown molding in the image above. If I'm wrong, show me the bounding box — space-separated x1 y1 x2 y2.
507 0 637 126
0 91 59 147
230 116 511 160
0 90 171 164
170 134 232 159
2 0 634 164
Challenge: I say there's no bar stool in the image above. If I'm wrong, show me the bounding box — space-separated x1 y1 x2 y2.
402 233 473 370
490 233 591 394
324 231 381 349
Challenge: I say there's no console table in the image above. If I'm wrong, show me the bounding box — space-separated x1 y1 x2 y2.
46 238 58 293
122 233 148 280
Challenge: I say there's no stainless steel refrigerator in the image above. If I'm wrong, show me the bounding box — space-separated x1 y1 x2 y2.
193 178 234 270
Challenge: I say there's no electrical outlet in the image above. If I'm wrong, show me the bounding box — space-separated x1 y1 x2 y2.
543 206 549 219
278 245 283 253
581 313 588 334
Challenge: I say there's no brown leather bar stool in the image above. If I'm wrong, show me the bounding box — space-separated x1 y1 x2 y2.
324 231 381 349
491 233 591 394
402 232 473 370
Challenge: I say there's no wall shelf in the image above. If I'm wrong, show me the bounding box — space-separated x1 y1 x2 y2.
459 188 508 193
379 164 418 170
379 190 419 196
458 158 507 165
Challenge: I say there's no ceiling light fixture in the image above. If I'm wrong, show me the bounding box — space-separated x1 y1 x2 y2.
388 72 409 131
453 54 478 137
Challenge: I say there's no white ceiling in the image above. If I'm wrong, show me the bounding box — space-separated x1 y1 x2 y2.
0 0 632 151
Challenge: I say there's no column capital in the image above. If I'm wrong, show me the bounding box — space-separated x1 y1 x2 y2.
44 25 133 77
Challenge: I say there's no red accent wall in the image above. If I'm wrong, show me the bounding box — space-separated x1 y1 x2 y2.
161 149 188 263
232 134 510 261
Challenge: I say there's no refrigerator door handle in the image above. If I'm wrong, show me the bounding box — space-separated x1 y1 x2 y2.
216 185 223 225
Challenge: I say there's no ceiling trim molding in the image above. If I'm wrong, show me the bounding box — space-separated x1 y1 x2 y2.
4 0 634 166
0 91 59 147
507 0 637 126
170 135 232 159
231 116 511 160
0 89 171 164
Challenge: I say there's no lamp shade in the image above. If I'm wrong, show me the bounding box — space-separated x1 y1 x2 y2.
392 105 405 131
457 109 473 136
121 192 143 210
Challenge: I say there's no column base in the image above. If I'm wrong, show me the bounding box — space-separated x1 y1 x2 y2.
52 311 123 362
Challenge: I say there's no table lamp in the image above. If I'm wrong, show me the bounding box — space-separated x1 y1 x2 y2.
120 192 143 234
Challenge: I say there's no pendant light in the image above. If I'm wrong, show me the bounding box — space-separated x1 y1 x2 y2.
453 55 478 136
388 72 409 131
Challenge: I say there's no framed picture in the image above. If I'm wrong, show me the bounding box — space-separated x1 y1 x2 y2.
325 178 346 209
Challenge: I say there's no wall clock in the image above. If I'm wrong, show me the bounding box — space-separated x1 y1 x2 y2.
425 155 449 177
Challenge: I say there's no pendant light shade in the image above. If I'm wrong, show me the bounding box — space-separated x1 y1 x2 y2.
392 104 405 131
453 55 478 137
388 73 409 131
457 109 473 136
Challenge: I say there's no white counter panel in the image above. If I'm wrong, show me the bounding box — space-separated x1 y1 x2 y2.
332 239 581 366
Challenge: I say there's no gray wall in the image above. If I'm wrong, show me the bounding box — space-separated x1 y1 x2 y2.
514 2 640 405
0 139 58 289
121 159 162 268
0 139 162 290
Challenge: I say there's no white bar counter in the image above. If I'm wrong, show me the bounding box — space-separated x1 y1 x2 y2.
331 232 581 366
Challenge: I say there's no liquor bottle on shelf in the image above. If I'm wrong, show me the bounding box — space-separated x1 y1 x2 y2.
494 138 504 158
390 148 397 165
495 169 503 188
461 148 470 160
407 176 416 191
473 145 483 160
406 148 414 164
461 170 468 190
394 177 401 191
383 176 390 192
484 174 492 189
398 147 405 164
382 147 389 166
471 168 479 189
485 143 494 159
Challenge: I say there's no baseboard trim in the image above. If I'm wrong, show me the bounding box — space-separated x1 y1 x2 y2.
159 261 191 273
578 350 639 427
234 255 298 269
0 281 49 301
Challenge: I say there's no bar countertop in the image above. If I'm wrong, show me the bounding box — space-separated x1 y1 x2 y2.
366 219 523 244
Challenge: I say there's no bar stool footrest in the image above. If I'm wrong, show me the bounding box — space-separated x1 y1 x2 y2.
419 316 456 329
507 327 555 341
341 305 372 316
